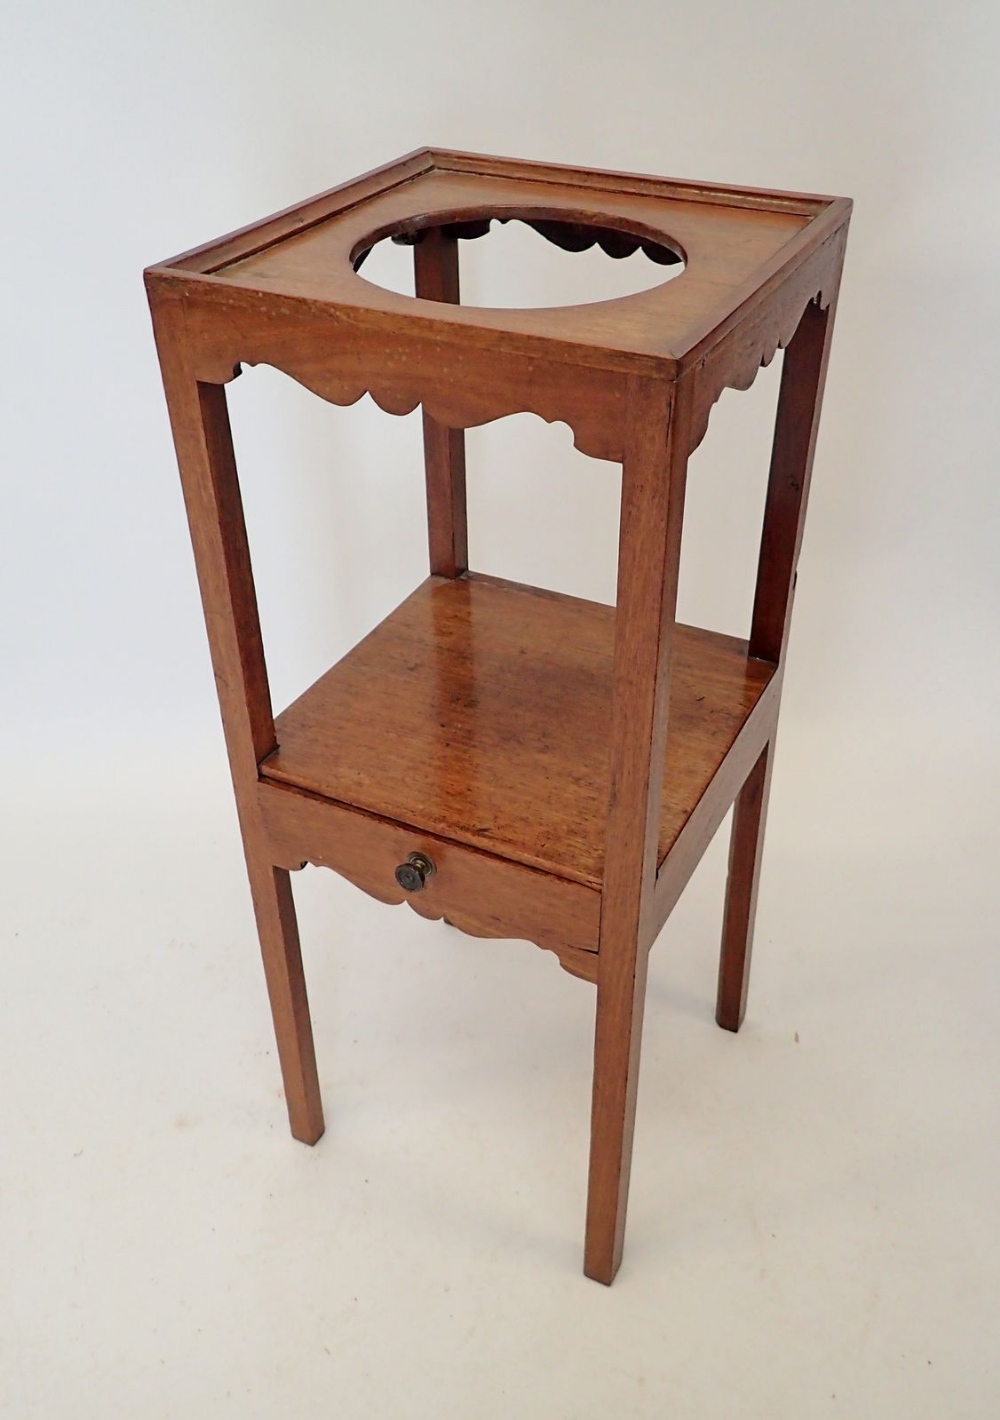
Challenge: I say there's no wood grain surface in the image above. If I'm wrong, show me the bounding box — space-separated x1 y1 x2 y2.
258 573 775 890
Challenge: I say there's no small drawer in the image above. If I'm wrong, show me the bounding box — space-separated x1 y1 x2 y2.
256 779 600 978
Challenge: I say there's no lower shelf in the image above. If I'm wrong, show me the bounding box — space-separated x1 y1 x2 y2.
260 572 775 891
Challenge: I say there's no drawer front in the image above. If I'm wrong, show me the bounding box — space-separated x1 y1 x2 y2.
256 779 600 977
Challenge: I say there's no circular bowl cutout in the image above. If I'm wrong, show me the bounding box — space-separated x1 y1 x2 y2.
352 210 686 310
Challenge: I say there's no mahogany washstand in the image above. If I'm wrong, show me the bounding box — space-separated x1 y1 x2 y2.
146 149 850 1283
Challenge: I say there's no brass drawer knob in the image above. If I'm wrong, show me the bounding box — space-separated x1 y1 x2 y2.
394 851 435 893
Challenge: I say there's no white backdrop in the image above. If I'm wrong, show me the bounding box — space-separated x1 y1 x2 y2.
3 3 999 1417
